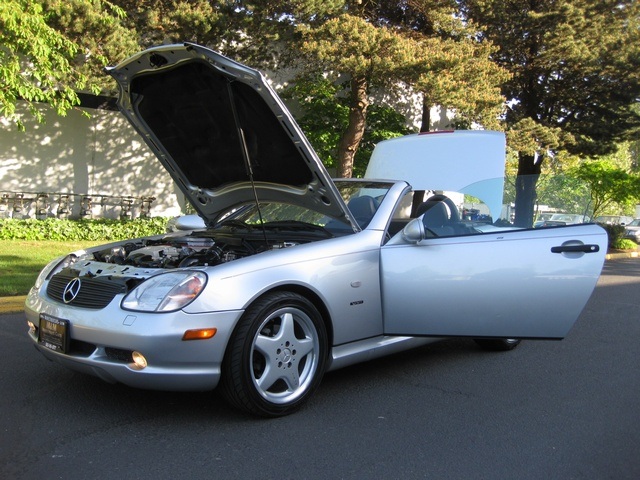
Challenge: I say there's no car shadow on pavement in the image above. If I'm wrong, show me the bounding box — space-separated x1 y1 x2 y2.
601 256 640 278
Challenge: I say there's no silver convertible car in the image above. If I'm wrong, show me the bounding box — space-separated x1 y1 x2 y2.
25 43 607 416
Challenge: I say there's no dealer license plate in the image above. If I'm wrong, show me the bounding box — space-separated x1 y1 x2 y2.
38 314 70 353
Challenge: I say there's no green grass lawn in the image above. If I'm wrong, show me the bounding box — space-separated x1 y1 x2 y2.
0 240 102 297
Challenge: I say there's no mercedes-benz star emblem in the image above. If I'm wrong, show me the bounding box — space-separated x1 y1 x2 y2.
63 278 82 304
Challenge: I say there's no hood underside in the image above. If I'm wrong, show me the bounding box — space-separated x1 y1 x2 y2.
107 43 352 227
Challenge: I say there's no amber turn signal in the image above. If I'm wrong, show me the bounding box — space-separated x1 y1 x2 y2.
182 328 217 341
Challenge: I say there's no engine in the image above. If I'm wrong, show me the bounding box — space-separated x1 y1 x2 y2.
91 234 300 269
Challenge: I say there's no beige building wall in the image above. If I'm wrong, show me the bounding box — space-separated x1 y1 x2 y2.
1 87 448 221
0 102 184 219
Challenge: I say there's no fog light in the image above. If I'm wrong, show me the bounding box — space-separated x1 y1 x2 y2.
131 351 147 369
27 321 35 333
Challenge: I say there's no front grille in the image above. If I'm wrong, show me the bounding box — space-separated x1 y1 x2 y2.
47 270 128 309
69 339 97 357
105 347 134 363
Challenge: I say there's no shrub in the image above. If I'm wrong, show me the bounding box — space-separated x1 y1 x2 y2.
0 217 169 241
612 238 638 250
598 224 625 250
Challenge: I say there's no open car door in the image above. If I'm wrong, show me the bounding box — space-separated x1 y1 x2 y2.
380 222 606 339
369 132 607 339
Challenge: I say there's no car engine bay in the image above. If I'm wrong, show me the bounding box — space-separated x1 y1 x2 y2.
43 223 334 308
88 221 334 270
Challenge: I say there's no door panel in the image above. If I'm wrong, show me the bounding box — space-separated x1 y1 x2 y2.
380 224 606 339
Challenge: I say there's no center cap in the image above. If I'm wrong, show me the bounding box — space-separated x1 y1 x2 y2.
282 348 292 362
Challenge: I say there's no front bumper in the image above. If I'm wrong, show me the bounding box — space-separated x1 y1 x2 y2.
25 289 243 391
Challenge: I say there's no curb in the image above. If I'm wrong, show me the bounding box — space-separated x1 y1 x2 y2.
0 295 26 315
605 250 639 260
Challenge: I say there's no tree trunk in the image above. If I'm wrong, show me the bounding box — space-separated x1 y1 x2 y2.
513 151 542 228
420 95 431 133
337 76 369 178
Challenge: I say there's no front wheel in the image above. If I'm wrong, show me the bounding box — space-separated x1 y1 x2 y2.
474 338 521 351
221 291 328 417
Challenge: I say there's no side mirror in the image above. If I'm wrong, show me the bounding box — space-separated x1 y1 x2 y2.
402 218 425 243
169 214 207 232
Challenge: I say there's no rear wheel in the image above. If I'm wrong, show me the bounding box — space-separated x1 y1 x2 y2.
221 291 328 417
474 338 521 351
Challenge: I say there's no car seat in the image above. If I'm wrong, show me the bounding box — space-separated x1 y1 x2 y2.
416 195 456 237
347 195 379 228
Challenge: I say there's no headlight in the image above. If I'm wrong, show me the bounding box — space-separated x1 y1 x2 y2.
121 271 207 312
33 254 79 290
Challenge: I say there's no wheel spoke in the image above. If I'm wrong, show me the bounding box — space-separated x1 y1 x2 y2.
276 312 297 343
255 363 281 391
295 336 314 358
254 332 280 358
279 366 300 391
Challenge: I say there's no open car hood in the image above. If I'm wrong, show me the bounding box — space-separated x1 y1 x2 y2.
107 43 354 228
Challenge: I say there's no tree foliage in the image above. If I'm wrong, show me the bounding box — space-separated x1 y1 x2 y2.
0 0 136 129
297 1 508 177
5 0 640 203
413 37 508 131
42 0 139 91
364 0 509 132
464 0 640 157
462 0 640 226
298 13 420 177
109 0 345 69
572 160 640 219
1 0 86 129
283 75 412 177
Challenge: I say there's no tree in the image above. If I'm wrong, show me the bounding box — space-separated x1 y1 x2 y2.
366 0 509 132
283 75 412 176
110 0 345 69
573 160 640 218
298 14 420 178
297 1 509 177
0 0 135 129
42 0 139 91
462 0 640 226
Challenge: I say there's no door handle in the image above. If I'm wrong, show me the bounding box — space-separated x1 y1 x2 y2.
551 244 600 254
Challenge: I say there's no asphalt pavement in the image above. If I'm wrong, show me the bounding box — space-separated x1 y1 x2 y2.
1 258 639 480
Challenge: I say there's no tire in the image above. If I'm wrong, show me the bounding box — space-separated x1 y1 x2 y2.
474 338 521 351
221 291 328 417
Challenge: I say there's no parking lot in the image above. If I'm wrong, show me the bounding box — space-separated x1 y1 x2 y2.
1 258 639 480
